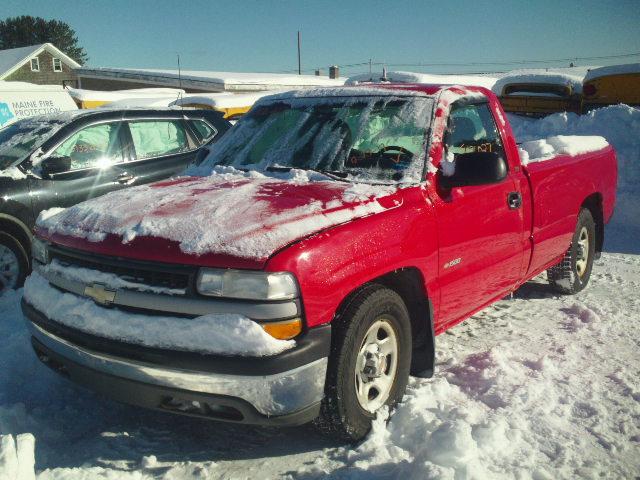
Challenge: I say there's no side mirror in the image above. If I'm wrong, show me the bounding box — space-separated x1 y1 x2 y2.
40 156 71 176
439 151 507 188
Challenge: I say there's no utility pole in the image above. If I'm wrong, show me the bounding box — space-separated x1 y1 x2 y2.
297 31 302 75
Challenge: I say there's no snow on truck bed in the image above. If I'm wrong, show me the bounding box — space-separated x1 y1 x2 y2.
518 135 609 164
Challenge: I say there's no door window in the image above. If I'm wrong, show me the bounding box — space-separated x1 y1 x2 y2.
445 103 504 156
50 122 124 171
188 119 217 144
128 120 189 160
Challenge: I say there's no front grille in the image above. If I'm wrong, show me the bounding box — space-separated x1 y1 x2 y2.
48 246 194 292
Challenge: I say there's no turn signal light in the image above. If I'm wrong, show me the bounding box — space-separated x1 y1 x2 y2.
261 318 303 340
583 84 597 96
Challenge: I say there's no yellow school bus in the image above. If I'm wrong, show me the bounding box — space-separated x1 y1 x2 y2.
582 64 640 110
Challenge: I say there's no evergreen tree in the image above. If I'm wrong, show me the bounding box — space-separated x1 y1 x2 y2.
0 15 88 65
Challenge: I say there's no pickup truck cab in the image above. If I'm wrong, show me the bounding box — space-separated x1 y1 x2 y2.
22 84 617 441
0 108 230 290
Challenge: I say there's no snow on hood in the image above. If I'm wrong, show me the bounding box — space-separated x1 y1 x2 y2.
37 167 398 260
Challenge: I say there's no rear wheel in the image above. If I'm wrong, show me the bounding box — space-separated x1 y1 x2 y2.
547 209 595 294
314 284 412 442
0 232 29 292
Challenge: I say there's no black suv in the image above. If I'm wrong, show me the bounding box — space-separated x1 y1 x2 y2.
0 108 230 290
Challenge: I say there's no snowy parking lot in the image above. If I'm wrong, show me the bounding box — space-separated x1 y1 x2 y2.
1 105 639 479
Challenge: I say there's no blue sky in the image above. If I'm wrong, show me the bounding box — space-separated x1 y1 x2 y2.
4 0 640 75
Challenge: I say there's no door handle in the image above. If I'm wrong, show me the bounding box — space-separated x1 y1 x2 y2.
116 173 136 185
507 191 522 209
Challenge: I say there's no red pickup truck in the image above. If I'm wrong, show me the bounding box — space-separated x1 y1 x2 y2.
22 84 617 441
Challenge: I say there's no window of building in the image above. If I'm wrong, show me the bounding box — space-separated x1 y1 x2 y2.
52 58 62 72
30 58 40 72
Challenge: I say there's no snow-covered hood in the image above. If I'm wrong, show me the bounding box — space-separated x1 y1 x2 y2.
36 168 400 265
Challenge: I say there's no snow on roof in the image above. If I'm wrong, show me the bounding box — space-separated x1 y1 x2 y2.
0 43 81 79
99 97 182 108
347 70 499 89
257 86 432 103
0 80 69 92
492 68 590 95
66 87 185 102
171 91 281 109
584 63 640 82
75 67 345 91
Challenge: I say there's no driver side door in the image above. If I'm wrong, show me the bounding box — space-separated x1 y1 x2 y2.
432 102 525 329
29 121 131 214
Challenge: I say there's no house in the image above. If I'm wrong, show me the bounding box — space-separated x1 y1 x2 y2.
73 67 345 93
0 43 80 87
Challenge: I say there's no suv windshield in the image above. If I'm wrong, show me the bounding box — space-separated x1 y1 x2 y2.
0 117 68 170
202 94 434 183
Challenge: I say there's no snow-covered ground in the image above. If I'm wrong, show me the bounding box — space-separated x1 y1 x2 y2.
1 104 639 479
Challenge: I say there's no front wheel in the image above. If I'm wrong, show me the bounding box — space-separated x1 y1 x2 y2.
547 208 596 294
314 284 412 442
0 232 29 292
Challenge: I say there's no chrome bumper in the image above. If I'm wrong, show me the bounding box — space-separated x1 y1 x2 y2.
28 321 328 418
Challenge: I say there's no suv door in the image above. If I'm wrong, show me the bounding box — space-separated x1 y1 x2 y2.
29 121 130 213
120 118 209 186
432 102 525 328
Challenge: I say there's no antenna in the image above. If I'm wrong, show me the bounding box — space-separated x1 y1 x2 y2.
177 53 183 110
297 31 302 75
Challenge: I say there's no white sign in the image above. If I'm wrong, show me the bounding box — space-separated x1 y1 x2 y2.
0 89 77 127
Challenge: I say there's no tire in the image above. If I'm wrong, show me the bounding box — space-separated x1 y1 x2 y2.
314 284 412 442
547 208 596 294
0 232 29 292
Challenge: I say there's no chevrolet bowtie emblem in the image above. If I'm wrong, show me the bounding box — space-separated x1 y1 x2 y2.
84 284 116 306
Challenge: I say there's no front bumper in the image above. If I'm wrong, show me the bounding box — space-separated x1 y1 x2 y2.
23 300 330 426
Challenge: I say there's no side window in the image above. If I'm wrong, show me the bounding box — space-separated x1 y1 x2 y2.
128 120 189 160
445 103 504 157
51 122 124 171
188 119 217 145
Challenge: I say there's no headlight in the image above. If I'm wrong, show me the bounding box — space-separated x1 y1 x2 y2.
196 269 298 300
32 237 49 264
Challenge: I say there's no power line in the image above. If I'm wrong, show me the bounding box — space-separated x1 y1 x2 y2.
273 50 640 74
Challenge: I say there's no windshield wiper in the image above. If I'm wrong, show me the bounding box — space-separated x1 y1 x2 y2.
265 165 350 181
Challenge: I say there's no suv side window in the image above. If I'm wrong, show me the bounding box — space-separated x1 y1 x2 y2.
50 122 124 171
188 119 217 145
128 120 190 160
445 103 504 157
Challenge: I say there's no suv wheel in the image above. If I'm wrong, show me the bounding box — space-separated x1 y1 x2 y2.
0 232 29 292
315 284 412 442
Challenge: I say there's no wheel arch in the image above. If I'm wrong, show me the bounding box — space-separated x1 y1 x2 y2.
0 213 32 258
335 267 435 378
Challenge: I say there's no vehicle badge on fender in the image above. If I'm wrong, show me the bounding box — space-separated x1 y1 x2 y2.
444 258 462 269
84 284 117 306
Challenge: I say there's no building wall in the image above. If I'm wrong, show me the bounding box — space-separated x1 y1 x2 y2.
77 76 214 93
5 50 78 87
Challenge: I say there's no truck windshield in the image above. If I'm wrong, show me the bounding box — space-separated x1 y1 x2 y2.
203 94 434 183
0 117 67 170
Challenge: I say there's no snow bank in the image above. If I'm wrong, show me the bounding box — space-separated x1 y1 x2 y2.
492 69 587 95
36 167 397 259
584 63 640 82
22 272 294 356
346 71 498 89
518 135 609 164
